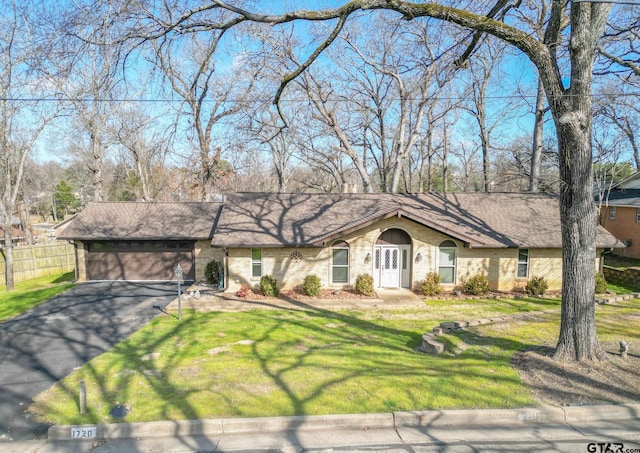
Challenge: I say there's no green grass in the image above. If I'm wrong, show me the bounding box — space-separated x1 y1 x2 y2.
604 254 640 270
30 294 637 427
30 297 563 426
0 272 75 322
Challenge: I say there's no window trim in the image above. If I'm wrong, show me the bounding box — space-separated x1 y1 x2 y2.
438 240 457 284
331 241 350 284
517 248 530 279
251 248 262 278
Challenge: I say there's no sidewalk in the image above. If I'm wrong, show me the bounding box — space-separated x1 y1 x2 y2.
7 403 640 452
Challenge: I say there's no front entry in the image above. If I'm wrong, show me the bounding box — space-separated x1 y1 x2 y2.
373 229 411 288
378 246 400 287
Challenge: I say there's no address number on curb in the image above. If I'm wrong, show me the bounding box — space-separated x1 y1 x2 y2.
71 427 97 438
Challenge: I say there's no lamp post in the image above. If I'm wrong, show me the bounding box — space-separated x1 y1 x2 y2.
175 263 183 320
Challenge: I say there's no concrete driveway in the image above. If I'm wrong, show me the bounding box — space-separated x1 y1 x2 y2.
0 281 178 441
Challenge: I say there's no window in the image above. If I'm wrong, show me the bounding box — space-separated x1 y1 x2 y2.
636 208 640 223
517 249 529 278
251 248 262 278
438 240 457 284
610 206 616 221
332 241 349 283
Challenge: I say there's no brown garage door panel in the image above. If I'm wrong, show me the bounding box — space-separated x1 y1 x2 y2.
87 251 195 281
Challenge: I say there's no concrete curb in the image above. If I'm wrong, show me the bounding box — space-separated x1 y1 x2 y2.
47 403 640 441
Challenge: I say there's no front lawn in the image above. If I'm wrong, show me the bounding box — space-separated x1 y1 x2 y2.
0 272 75 322
30 296 567 426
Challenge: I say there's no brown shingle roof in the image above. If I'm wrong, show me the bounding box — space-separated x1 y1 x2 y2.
57 202 222 240
57 193 623 249
210 192 622 249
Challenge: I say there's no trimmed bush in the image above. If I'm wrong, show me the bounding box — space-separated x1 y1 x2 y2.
525 276 548 296
464 274 490 296
421 272 443 296
595 273 607 294
355 274 374 296
260 275 279 297
204 260 224 286
302 274 322 297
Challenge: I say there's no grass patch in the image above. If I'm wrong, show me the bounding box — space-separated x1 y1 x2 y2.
31 300 543 425
32 295 635 426
0 272 75 322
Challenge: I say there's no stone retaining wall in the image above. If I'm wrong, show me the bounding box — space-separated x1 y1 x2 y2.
603 265 640 290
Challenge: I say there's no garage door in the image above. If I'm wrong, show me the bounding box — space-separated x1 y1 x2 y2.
86 241 195 281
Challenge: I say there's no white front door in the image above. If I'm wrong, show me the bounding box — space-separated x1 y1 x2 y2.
379 246 400 287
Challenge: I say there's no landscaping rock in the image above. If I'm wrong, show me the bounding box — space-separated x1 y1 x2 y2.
419 333 444 355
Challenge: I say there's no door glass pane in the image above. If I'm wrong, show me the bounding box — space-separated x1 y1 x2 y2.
402 249 407 270
392 250 398 269
375 249 380 269
384 250 390 269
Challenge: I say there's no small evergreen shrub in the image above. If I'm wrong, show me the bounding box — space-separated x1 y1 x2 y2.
595 273 607 294
464 274 490 296
525 276 548 296
204 259 224 285
421 272 443 296
260 275 279 297
355 274 374 296
302 274 322 297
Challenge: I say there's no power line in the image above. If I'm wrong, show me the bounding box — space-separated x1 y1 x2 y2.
1 91 638 104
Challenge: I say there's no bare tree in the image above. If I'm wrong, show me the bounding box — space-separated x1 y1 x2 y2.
134 0 624 361
114 107 169 201
0 0 55 290
150 27 260 200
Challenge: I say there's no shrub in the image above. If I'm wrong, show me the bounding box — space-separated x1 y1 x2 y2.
595 273 608 294
236 285 250 298
302 274 322 297
464 274 490 296
204 259 224 286
355 274 374 296
525 276 548 296
421 272 443 296
260 275 279 297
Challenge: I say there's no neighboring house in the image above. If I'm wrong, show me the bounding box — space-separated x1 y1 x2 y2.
58 192 623 293
597 172 640 258
0 226 26 247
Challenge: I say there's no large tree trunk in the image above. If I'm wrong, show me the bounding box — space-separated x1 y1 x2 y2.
549 4 611 361
554 125 604 361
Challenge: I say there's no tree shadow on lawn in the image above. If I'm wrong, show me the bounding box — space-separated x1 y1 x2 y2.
449 329 640 407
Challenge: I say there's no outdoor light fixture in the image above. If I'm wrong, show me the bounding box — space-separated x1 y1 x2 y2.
175 263 184 320
416 253 423 262
365 252 372 263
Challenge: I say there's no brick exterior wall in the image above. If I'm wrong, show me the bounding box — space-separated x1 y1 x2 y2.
194 240 225 282
223 217 578 294
600 205 635 257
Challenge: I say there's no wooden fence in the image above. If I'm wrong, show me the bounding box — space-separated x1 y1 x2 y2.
0 242 75 286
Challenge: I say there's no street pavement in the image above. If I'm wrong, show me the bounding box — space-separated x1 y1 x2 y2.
0 281 178 441
5 403 640 452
